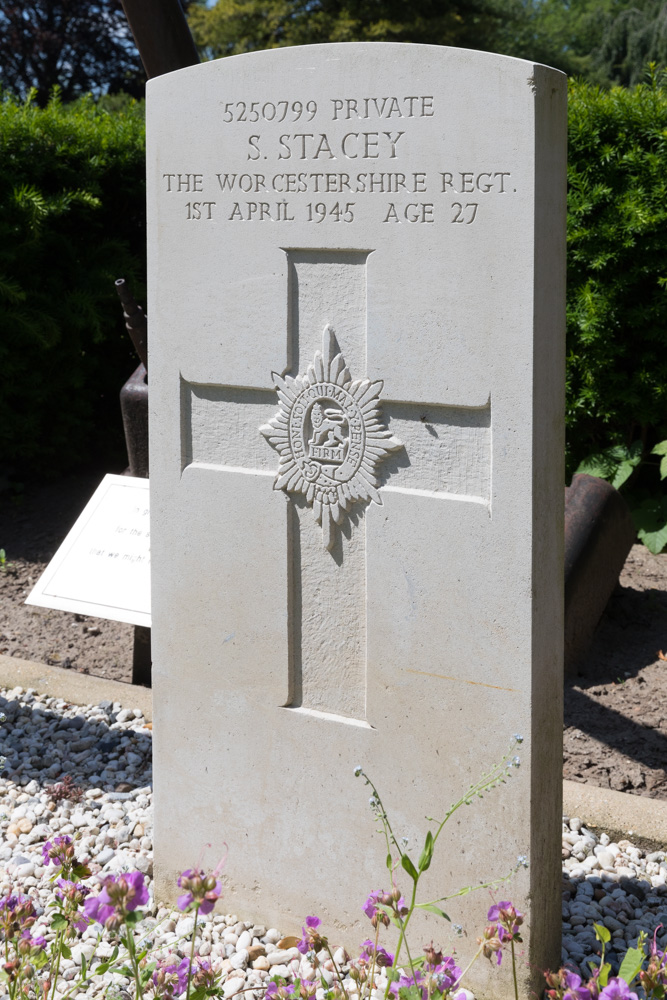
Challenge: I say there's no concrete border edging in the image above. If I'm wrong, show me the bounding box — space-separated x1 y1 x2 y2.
0 653 152 722
564 779 667 846
1 654 666 846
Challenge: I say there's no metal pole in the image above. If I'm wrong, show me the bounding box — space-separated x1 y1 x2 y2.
118 1 199 689
120 0 199 79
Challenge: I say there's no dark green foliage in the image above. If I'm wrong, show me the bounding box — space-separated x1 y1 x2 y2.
566 72 667 468
0 91 146 478
594 1 667 87
187 0 528 60
567 73 667 547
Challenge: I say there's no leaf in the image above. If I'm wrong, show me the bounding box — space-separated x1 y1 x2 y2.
415 902 450 921
277 936 301 950
652 440 667 480
594 923 611 944
141 964 157 985
418 830 434 873
51 913 67 931
386 852 393 871
632 496 667 554
401 853 419 880
576 441 643 489
111 966 134 977
611 460 636 489
618 946 644 986
599 961 611 988
61 942 72 959
94 962 110 975
81 953 87 980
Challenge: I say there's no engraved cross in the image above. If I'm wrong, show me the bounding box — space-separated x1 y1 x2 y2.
181 249 490 725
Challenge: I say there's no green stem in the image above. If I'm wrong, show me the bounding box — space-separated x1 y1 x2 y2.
511 940 519 1000
125 918 144 1000
324 943 350 1000
452 943 483 992
364 921 381 1000
49 930 64 1000
185 903 200 1000
384 880 418 1000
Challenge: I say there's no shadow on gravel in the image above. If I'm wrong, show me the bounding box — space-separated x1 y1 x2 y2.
0 693 152 793
561 870 667 977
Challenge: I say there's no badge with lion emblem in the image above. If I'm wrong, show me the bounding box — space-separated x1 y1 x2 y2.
260 325 403 550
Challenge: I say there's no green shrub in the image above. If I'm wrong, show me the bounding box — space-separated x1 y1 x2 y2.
0 90 146 478
567 71 667 550
3 75 667 534
567 71 667 468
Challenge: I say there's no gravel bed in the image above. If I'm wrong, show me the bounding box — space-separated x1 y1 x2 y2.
1 685 667 998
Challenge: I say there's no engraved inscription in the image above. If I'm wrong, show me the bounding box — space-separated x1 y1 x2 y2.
260 324 403 551
159 90 517 226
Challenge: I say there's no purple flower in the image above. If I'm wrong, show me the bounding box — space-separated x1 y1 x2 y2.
395 959 462 998
177 868 222 915
83 872 148 929
359 939 394 967
598 980 639 1000
297 915 322 954
153 955 190 996
56 881 90 934
363 891 381 919
55 879 90 902
17 929 47 956
397 971 425 994
432 957 462 993
562 971 592 1000
83 892 115 927
363 889 406 928
0 894 36 939
487 900 523 947
41 835 74 869
266 982 297 1000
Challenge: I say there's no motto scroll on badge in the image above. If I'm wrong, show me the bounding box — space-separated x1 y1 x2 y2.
260 325 403 551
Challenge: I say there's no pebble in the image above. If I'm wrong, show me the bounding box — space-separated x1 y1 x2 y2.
561 816 667 978
3 685 667 1000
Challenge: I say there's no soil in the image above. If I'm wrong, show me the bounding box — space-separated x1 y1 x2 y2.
564 542 667 800
0 469 134 684
2 470 667 798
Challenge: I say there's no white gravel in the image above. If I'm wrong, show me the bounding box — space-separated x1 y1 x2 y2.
1 685 666 997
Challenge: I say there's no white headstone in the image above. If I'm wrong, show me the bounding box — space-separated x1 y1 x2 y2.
147 44 566 998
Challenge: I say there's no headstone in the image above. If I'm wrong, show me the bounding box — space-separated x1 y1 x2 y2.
147 44 566 998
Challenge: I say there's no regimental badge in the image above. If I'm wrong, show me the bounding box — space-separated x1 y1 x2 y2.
260 325 403 550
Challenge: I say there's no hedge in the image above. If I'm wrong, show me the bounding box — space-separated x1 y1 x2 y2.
567 72 667 551
2 77 667 523
0 91 146 478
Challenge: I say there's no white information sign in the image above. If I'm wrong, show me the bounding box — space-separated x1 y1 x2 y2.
25 474 151 627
